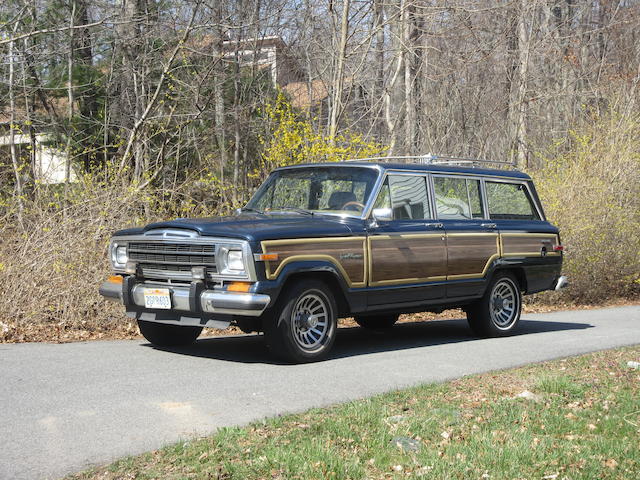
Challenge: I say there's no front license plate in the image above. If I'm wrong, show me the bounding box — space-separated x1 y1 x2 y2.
143 288 171 309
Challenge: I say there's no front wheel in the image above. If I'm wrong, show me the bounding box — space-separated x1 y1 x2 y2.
138 320 202 347
264 280 338 363
466 273 522 337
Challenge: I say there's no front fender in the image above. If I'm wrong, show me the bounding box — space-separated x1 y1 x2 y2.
253 259 361 311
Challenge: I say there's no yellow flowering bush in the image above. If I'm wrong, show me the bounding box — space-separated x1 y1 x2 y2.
256 93 386 178
533 110 640 301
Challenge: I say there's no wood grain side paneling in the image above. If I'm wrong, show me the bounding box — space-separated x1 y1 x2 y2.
501 233 560 257
261 237 367 287
369 234 446 286
446 233 500 279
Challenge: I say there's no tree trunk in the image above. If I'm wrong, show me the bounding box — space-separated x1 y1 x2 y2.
329 0 350 143
213 35 227 186
65 1 76 186
403 0 416 154
232 39 241 205
9 21 24 224
384 0 405 155
115 0 143 177
373 0 385 137
73 0 96 171
512 0 532 168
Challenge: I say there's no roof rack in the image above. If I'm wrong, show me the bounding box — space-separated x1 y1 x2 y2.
346 153 515 169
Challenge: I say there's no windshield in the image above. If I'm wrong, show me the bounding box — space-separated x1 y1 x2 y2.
245 166 379 217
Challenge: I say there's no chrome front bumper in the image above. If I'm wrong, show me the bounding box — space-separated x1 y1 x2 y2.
99 280 270 317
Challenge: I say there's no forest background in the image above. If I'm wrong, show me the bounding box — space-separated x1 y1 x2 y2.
1 0 638 341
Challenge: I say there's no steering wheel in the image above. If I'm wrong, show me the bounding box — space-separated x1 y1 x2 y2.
342 200 366 211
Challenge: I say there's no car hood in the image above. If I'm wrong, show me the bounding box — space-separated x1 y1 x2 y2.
113 213 366 243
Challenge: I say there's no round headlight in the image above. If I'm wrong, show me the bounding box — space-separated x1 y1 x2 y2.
226 250 244 271
115 245 128 265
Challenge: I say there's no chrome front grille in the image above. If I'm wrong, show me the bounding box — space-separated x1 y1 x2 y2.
128 241 217 280
129 242 215 254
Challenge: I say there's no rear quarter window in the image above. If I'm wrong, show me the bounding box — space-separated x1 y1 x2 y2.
486 181 540 220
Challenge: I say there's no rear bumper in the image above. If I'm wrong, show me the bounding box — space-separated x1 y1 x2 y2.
554 275 568 291
99 279 270 317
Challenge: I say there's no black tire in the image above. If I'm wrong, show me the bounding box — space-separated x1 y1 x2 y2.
264 280 338 363
466 272 522 337
354 314 399 329
138 320 202 347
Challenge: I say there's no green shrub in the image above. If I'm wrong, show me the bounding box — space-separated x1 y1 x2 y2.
0 169 244 341
533 111 640 302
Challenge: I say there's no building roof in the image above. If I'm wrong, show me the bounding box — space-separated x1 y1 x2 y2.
282 79 328 109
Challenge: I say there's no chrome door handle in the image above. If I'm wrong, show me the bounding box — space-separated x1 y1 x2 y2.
481 223 497 229
425 222 444 229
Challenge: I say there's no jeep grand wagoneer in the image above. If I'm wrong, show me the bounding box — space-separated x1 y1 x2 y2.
100 157 566 362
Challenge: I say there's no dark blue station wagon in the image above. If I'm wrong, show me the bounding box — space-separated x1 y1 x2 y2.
100 157 567 363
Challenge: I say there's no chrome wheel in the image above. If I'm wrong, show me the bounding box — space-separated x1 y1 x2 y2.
489 278 520 330
264 279 338 363
290 292 331 352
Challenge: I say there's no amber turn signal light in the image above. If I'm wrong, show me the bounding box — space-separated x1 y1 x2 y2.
257 253 279 261
227 282 251 292
108 275 123 284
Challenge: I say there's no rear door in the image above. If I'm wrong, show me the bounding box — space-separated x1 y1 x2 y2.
483 179 562 292
431 175 500 298
367 172 447 306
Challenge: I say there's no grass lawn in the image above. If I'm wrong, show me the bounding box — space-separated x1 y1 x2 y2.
70 346 640 480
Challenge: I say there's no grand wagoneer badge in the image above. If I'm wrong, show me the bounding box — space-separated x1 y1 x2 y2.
340 252 364 260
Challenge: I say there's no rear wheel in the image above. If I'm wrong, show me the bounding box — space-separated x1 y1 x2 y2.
354 314 399 329
466 272 522 337
138 320 202 347
264 280 337 363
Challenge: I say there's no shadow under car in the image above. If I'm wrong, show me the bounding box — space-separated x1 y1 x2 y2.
143 317 594 365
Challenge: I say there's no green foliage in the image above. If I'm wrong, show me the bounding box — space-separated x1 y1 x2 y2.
0 166 244 340
535 375 585 397
533 109 640 301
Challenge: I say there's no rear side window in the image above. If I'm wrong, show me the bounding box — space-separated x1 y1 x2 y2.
373 175 430 220
434 177 484 219
486 182 540 220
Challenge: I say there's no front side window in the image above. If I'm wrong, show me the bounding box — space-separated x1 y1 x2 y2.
486 181 540 220
246 166 379 217
434 177 484 219
373 175 430 220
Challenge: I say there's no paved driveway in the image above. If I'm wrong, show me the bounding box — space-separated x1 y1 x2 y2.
1 306 639 480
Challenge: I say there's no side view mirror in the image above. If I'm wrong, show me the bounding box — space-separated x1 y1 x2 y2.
372 207 393 222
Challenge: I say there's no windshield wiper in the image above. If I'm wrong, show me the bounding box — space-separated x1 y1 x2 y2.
240 207 265 215
271 206 314 216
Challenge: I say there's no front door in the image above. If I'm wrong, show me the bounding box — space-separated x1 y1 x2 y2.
432 175 500 298
367 173 447 306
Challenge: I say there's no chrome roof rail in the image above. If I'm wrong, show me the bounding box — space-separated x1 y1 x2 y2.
346 153 515 169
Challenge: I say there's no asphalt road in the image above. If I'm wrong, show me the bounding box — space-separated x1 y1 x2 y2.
1 306 639 480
